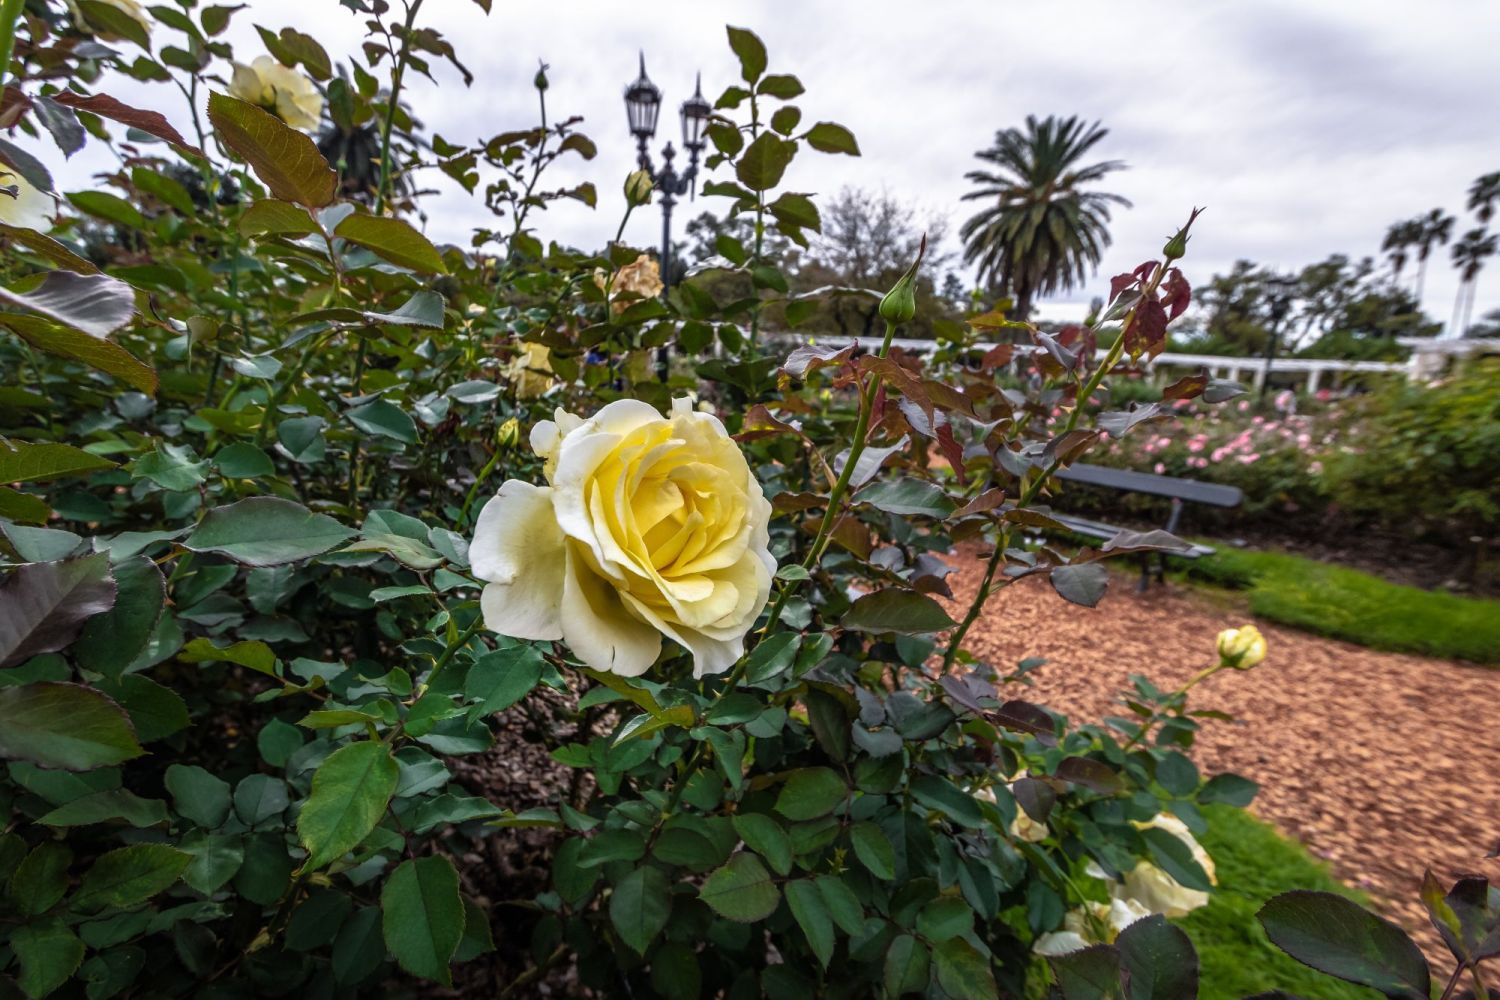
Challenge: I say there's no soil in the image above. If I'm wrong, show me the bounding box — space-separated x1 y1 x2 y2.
944 548 1500 967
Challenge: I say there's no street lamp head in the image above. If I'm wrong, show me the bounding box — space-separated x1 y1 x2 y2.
680 72 711 153
624 52 662 141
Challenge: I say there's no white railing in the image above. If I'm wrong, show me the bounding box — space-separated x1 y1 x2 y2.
772 333 1500 393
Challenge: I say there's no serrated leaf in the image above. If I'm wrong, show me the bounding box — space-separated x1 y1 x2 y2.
0 554 117 668
335 213 446 273
207 92 336 207
842 589 957 635
71 844 190 911
184 497 354 566
774 766 846 821
785 879 835 967
610 865 671 955
1258 891 1430 999
298 740 399 870
239 198 317 237
381 856 465 985
0 314 156 393
804 121 860 155
699 852 780 922
0 682 142 770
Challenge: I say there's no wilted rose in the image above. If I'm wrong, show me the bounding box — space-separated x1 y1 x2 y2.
594 253 663 313
1032 898 1150 956
470 398 775 677
229 56 324 131
503 341 554 400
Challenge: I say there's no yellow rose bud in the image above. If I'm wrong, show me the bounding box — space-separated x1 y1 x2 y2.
624 169 655 208
1216 624 1266 670
497 417 520 448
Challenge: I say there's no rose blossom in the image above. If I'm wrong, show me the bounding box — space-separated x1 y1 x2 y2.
470 398 775 677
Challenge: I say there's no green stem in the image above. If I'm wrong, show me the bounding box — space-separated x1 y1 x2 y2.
0 0 27 91
458 445 505 527
760 318 899 635
253 332 333 447
373 0 424 215
421 615 484 695
941 261 1170 669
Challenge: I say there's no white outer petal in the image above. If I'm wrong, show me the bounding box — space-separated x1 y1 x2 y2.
472 481 565 641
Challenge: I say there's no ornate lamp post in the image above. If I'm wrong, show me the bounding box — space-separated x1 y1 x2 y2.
623 54 711 292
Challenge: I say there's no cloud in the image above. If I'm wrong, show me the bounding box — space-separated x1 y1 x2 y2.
35 0 1500 328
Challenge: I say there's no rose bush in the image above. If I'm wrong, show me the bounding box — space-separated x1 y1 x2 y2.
0 4 1483 999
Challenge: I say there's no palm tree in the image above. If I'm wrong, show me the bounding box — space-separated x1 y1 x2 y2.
1468 172 1500 224
1449 227 1497 337
959 115 1129 319
1412 208 1455 303
1380 219 1420 285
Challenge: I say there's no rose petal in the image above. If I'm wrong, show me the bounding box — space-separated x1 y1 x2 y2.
472 480 566 641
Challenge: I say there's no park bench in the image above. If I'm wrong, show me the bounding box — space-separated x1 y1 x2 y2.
1050 463 1244 589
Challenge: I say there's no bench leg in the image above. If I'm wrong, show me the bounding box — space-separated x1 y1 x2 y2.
1137 554 1150 592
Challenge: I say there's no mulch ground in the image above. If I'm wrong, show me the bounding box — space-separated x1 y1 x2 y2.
944 546 1500 962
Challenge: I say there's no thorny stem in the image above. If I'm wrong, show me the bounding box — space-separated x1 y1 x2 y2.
942 258 1173 669
420 615 485 696
373 0 424 216
759 318 901 637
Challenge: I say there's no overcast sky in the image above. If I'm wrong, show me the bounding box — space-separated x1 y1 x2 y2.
43 0 1500 328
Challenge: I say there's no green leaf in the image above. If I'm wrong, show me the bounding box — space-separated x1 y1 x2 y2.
1197 772 1259 807
725 26 767 83
66 190 146 229
0 314 156 393
767 192 820 232
0 682 142 771
735 132 796 192
1116 915 1198 1000
214 442 275 479
0 442 113 487
774 766 847 820
0 270 137 338
233 774 289 827
850 821 896 879
362 290 446 329
731 812 792 876
1257 891 1430 999
180 637 277 674
0 222 99 273
910 775 983 828
609 864 672 955
842 589 957 635
11 917 85 999
381 855 465 986
164 763 232 829
757 73 804 99
465 645 545 722
0 554 117 667
180 831 243 894
785 879 835 967
257 718 304 766
103 674 187 743
335 214 447 274
346 398 418 443
815 875 864 935
36 788 167 827
206 92 336 207
857 478 956 517
1051 563 1110 608
71 844 191 911
933 937 997 1000
699 853 779 923
184 497 354 566
333 906 384 985
804 121 861 156
744 630 800 685
74 556 164 679
1140 825 1212 892
917 897 974 942
239 198 318 237
884 933 930 996
297 740 399 870
9 841 71 915
1049 945 1125 999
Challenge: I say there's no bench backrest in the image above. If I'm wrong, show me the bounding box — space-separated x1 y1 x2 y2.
1055 463 1243 508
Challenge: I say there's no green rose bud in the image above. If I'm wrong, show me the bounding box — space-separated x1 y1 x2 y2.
878 234 927 325
624 169 654 208
1162 206 1204 261
533 61 549 92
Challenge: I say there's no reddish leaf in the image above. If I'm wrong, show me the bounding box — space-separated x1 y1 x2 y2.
50 92 203 157
954 488 1005 518
1161 267 1192 320
1161 373 1207 400
781 343 853 379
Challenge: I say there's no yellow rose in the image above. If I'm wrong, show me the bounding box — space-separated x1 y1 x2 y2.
1216 624 1266 670
0 169 56 232
504 341 554 400
229 56 323 131
470 398 775 677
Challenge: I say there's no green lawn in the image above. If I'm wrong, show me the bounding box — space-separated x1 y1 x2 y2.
1179 546 1500 665
1183 805 1379 999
